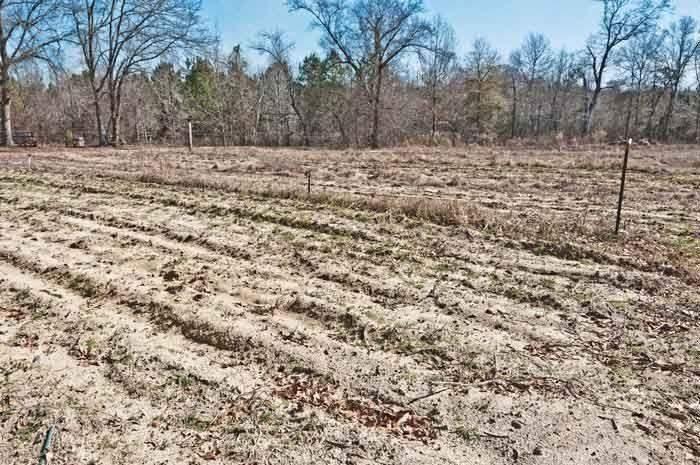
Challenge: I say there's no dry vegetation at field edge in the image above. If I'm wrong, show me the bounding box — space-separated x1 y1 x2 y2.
0 145 699 465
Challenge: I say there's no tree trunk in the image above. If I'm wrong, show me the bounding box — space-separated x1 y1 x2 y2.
645 88 663 139
633 83 643 136
1 67 14 147
109 84 123 146
92 92 105 146
624 94 634 140
286 76 309 146
110 110 120 146
661 83 679 141
476 80 483 140
695 87 700 142
583 87 601 136
549 86 560 133
510 77 518 139
370 69 383 149
430 84 438 145
333 111 348 148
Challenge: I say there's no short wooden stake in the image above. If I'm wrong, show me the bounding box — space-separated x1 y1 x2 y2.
306 170 311 195
615 139 632 235
27 154 32 170
187 120 193 152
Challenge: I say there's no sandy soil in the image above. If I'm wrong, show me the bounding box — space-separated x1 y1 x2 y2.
0 145 698 465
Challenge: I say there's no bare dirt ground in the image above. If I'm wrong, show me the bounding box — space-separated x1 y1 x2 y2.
0 144 698 465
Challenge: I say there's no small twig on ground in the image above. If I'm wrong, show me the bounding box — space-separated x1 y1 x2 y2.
407 388 451 405
480 431 509 439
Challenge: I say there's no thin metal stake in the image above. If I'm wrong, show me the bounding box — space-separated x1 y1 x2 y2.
615 139 632 235
38 426 55 465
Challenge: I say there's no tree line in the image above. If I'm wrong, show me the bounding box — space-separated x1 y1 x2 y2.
4 0 700 148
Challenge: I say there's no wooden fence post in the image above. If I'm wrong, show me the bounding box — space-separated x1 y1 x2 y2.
615 139 632 235
187 119 193 153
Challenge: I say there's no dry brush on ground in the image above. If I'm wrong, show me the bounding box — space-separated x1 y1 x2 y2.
0 145 698 465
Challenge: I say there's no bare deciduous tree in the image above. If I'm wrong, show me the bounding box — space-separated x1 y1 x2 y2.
658 16 700 140
617 28 663 137
464 37 501 141
0 0 67 145
288 0 431 148
548 49 577 134
583 0 670 135
68 0 209 145
418 15 456 144
520 33 553 136
252 30 310 145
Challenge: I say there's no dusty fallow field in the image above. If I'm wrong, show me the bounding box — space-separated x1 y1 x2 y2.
0 145 698 465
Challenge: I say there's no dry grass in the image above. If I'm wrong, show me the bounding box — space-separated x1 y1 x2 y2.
1 145 699 465
130 170 471 226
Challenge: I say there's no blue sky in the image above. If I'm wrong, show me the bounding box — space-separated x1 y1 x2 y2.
203 0 700 69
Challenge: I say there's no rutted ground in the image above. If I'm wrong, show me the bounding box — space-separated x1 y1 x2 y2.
0 146 699 465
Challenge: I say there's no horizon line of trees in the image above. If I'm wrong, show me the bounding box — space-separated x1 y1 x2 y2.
4 0 700 148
